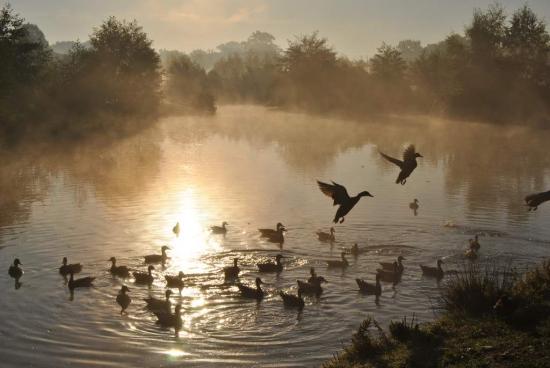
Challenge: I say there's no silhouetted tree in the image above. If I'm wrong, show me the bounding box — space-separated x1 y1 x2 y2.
370 43 406 81
396 40 423 63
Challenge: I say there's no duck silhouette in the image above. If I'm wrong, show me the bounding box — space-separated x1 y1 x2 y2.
525 190 550 211
109 257 130 278
8 258 23 281
211 222 228 234
116 286 131 314
68 272 95 291
257 254 285 273
259 223 285 237
223 258 240 280
144 289 172 313
326 252 349 269
59 257 82 276
379 145 422 185
172 222 180 236
238 277 264 300
280 289 305 310
165 271 185 293
317 181 373 223
420 259 444 279
154 304 182 337
317 227 335 242
356 274 382 296
133 265 155 285
144 246 169 264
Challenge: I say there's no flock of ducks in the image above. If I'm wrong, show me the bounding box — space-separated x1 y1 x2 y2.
6 144 550 337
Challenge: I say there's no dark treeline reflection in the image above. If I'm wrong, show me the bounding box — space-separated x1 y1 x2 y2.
3 3 550 145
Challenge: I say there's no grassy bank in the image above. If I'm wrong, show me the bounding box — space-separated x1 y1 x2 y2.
325 260 550 368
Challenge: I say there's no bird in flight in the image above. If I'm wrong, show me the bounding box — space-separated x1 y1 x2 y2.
317 181 373 223
379 145 422 185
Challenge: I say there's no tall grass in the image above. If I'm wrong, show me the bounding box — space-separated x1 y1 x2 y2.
440 261 518 316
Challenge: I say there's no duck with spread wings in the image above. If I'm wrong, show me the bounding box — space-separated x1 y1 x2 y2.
379 145 422 185
317 181 373 224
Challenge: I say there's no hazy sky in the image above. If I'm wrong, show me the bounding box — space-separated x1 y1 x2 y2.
9 0 550 57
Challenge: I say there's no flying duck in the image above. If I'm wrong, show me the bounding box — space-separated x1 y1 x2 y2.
356 274 382 296
297 277 327 296
165 271 185 293
317 227 335 242
144 289 172 313
379 256 405 274
326 252 349 269
116 286 131 314
223 258 240 280
68 272 95 291
280 289 305 310
525 190 550 211
420 259 444 279
59 257 82 276
133 265 155 285
172 222 180 236
379 145 423 185
259 223 285 237
317 181 373 223
257 254 285 273
144 246 169 264
109 257 130 278
211 222 228 234
8 258 23 280
154 304 183 336
238 277 264 300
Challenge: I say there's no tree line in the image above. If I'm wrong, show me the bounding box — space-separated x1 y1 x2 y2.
1 3 550 142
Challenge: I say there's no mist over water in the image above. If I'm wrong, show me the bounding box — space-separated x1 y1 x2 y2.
1 105 549 367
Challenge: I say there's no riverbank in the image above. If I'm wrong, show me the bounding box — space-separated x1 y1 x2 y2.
325 261 550 368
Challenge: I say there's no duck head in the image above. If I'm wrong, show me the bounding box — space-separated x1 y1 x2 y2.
397 256 405 262
161 246 170 253
175 304 182 314
222 221 228 227
148 265 155 274
233 258 239 267
255 277 264 288
178 271 184 279
359 191 374 198
276 222 284 230
13 258 22 266
415 152 423 158
120 285 130 294
165 289 173 299
109 257 117 265
309 267 316 276
330 227 335 234
437 259 444 267
340 252 347 260
62 257 68 266
317 276 328 284
414 199 419 203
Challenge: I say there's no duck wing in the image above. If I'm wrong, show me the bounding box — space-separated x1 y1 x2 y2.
379 151 404 169
317 181 350 206
402 145 417 163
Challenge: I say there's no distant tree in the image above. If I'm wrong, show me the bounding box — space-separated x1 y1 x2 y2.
370 43 406 81
396 40 423 62
166 54 215 113
504 5 550 82
466 3 507 62
244 31 281 61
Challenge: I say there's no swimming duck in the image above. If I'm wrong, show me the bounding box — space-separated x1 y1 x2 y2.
8 258 23 280
470 235 481 251
376 263 402 283
464 248 478 260
257 254 285 273
68 272 95 291
379 145 423 185
116 286 131 314
109 257 130 278
356 274 382 296
266 227 285 244
154 304 183 336
144 246 170 264
238 277 264 300
307 267 318 283
420 259 444 279
223 258 240 280
211 222 228 234
172 222 180 236
525 190 550 211
297 277 327 296
317 181 373 223
144 289 172 313
259 223 285 237
280 289 305 310
317 227 335 242
165 271 185 293
409 199 419 211
59 257 82 276
379 256 405 274
133 265 155 285
326 252 349 269
350 243 360 257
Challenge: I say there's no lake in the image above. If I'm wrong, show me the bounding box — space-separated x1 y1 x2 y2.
1 105 549 367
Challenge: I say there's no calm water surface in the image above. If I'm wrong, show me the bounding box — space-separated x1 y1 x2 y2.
1 106 549 367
